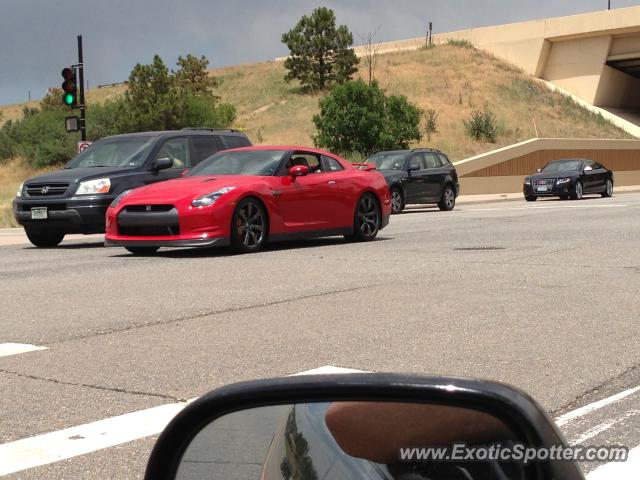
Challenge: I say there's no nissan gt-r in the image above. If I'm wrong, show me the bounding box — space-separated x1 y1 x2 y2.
105 146 391 254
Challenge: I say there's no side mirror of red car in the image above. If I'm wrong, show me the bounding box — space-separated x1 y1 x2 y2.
289 165 309 178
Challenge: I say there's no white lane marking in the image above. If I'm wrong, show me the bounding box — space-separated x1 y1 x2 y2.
0 365 361 475
464 204 627 213
571 410 640 445
0 343 48 358
555 385 640 427
587 446 640 479
0 401 192 476
294 365 366 376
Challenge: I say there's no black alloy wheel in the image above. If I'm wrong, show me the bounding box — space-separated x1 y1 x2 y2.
345 193 380 242
390 188 404 214
231 198 267 253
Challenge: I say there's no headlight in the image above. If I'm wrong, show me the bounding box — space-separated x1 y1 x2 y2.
524 179 531 185
16 182 24 197
110 189 133 209
557 177 571 184
76 178 111 195
192 187 236 207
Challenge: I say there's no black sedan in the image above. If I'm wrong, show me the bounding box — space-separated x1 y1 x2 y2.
366 149 460 213
524 158 613 201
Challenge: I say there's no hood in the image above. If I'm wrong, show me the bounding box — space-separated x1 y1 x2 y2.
526 171 579 181
24 166 132 185
122 175 262 204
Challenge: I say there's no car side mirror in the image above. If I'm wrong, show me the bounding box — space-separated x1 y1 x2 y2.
153 158 174 171
289 165 309 178
409 164 420 172
144 374 585 480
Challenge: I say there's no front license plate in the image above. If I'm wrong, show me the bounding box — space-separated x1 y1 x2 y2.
535 186 549 192
31 207 47 220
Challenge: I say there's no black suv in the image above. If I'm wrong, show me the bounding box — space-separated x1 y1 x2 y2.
366 149 459 213
13 128 251 247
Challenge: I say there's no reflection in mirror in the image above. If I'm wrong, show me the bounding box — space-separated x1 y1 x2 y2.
177 402 528 480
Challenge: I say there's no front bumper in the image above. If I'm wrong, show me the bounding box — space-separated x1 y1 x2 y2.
105 236 229 248
13 196 114 234
523 182 573 197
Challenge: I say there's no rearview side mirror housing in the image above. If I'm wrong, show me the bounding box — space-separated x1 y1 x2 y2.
153 158 174 172
144 373 585 480
288 165 309 178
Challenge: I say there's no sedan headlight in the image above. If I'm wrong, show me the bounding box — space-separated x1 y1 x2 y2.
76 178 111 195
524 178 531 185
192 187 236 207
110 189 133 209
16 182 24 197
557 177 571 184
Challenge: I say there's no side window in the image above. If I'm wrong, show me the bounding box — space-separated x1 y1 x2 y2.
322 155 344 172
285 153 322 173
190 136 221 165
221 135 251 150
423 152 439 169
155 138 189 168
409 153 424 170
437 153 450 166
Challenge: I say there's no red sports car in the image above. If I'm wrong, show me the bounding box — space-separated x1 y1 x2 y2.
105 146 391 254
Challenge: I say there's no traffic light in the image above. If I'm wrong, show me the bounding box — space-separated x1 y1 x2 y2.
61 67 77 107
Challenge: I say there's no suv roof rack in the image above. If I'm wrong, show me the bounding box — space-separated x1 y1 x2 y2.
180 128 241 133
411 147 444 153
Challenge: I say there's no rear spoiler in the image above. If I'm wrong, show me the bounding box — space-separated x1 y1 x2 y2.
352 162 377 171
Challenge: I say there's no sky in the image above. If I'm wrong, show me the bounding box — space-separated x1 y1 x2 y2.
1 0 639 105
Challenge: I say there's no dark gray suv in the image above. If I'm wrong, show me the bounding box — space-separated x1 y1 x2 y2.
13 128 251 247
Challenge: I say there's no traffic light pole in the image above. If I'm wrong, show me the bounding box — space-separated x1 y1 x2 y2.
77 35 86 141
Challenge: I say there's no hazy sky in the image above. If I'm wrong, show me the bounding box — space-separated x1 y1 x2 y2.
1 0 639 104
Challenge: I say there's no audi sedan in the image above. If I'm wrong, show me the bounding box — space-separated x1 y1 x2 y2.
523 159 613 201
105 146 391 254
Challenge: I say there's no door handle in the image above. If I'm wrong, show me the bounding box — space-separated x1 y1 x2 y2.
327 180 336 185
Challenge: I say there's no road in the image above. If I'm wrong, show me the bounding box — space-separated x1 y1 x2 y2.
1 193 639 479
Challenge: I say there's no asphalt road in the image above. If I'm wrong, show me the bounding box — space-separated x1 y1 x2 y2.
1 192 639 479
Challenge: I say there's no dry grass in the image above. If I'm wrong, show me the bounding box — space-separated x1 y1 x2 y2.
0 158 58 228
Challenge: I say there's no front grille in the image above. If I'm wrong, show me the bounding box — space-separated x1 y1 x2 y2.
18 203 66 212
118 225 180 236
124 205 174 213
25 183 69 197
532 178 555 187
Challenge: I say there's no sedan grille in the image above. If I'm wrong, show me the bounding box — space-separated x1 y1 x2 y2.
118 225 180 236
532 178 555 187
116 205 179 237
25 183 69 197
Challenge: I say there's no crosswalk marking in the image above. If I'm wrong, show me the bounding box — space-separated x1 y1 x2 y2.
0 343 48 358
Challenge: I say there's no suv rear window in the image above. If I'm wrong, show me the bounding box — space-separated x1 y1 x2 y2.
222 135 251 149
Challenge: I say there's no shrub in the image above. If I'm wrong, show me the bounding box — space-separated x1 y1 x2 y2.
423 109 439 142
0 130 14 162
446 38 474 49
464 109 498 143
313 80 422 157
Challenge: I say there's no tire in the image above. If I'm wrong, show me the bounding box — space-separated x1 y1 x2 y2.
571 181 583 200
230 198 268 253
438 185 456 211
125 246 159 255
525 195 537 202
25 229 65 248
345 193 380 242
390 188 404 214
601 179 613 198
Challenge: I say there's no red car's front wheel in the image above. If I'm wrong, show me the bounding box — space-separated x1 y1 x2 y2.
345 193 380 243
230 198 268 253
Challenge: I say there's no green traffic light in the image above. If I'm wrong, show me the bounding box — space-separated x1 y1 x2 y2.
63 93 75 106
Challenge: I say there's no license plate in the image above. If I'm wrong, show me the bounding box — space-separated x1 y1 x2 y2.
535 186 550 192
31 207 47 220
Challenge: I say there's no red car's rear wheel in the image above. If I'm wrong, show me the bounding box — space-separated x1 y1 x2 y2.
231 198 268 253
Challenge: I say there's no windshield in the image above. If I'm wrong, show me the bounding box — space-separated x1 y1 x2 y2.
65 136 156 169
187 150 286 176
366 153 408 170
540 160 583 173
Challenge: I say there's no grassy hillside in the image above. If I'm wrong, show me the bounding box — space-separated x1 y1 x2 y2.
0 43 632 227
